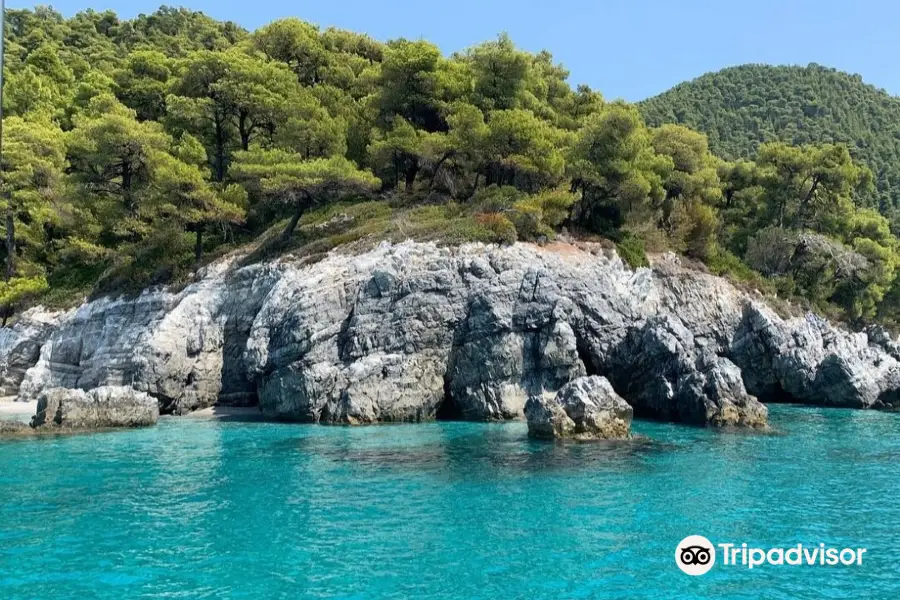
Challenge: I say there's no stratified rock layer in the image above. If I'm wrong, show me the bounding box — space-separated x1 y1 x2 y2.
4 241 900 426
0 308 61 396
526 376 633 440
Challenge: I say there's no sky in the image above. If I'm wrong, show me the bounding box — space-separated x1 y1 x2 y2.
9 0 900 101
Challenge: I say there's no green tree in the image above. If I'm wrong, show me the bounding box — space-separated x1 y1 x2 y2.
148 154 246 261
67 95 172 239
377 39 444 131
481 109 565 191
270 88 347 159
114 50 173 121
0 118 67 321
640 64 900 221
168 49 317 180
232 151 379 241
253 18 328 86
569 102 670 230
756 142 871 234
466 34 530 111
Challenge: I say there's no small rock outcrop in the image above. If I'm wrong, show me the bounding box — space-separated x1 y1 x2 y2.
526 376 633 440
31 386 159 430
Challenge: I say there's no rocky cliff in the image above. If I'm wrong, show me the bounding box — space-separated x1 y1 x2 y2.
2 241 899 427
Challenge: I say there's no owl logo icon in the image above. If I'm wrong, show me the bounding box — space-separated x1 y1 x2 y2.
675 535 716 575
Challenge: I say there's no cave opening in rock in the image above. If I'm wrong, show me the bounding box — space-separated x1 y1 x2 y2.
753 382 799 404
575 334 600 377
155 394 177 416
436 374 464 421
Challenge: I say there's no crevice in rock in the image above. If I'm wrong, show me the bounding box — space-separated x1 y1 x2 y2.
571 327 651 419
219 321 260 408
575 333 600 377
435 373 463 421
336 303 357 364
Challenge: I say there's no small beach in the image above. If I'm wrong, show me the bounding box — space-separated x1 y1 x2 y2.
0 399 37 422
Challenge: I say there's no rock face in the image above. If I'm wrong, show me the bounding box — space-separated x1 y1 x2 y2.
607 316 767 426
730 303 900 409
17 259 280 414
526 376 633 440
31 386 159 429
4 241 900 427
0 308 62 396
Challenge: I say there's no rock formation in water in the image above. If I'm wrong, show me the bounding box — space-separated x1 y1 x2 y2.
2 241 900 428
31 386 159 429
525 376 633 439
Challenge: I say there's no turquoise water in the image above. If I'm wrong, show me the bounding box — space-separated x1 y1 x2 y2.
1 406 898 599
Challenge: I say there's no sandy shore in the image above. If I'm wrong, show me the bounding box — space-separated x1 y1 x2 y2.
179 406 269 422
0 399 37 422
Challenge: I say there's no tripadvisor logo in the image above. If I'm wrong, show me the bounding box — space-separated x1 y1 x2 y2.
675 536 867 575
675 535 716 576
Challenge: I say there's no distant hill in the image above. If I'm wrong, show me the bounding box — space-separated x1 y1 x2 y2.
640 64 900 220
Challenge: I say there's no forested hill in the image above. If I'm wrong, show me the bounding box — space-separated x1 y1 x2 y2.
3 7 900 330
640 64 900 222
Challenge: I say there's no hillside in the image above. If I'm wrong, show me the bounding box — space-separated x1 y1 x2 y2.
1 7 900 330
640 64 900 220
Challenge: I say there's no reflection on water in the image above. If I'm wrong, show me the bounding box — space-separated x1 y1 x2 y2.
0 406 898 600
281 426 670 477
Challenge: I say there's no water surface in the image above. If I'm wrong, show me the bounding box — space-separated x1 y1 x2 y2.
1 406 897 599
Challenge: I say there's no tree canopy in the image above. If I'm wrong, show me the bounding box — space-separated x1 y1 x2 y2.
1 7 899 328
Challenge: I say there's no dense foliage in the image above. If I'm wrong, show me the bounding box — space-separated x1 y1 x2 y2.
640 64 900 225
1 7 899 328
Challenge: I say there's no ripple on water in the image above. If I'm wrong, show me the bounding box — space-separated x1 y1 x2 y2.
0 405 898 599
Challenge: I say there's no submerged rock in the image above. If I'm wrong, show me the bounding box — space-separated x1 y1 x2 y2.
7 242 900 428
31 386 159 430
526 376 633 440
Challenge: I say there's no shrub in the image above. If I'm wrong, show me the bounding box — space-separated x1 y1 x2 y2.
470 185 525 213
509 198 547 240
475 213 518 245
706 247 758 281
744 227 797 276
508 189 577 241
616 234 649 269
534 189 578 228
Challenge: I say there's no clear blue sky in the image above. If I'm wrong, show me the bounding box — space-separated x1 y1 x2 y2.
9 0 900 101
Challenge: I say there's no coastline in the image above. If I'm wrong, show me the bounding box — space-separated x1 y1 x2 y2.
173 405 268 422
1 400 268 424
